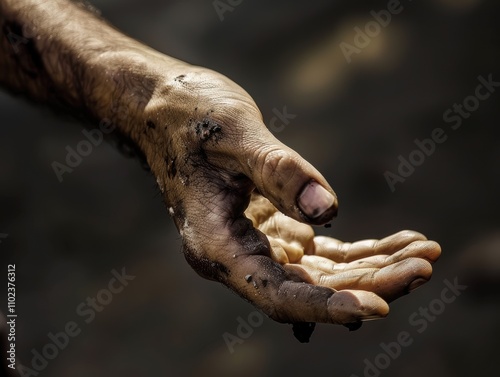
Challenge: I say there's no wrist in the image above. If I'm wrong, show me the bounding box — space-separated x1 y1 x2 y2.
87 49 196 174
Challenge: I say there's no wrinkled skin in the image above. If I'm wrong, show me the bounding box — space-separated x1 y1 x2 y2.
247 195 440 320
130 62 441 332
0 0 441 343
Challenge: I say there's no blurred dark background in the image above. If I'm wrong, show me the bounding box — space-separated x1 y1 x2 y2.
1 0 500 376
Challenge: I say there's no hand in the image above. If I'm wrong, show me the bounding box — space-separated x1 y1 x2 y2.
122 57 441 340
245 194 441 338
0 0 441 351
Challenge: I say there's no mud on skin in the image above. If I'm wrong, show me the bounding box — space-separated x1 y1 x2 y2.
0 0 441 350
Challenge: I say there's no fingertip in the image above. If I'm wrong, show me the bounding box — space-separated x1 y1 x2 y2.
246 144 338 225
379 258 433 301
268 238 290 264
298 180 338 225
406 240 442 264
327 290 389 324
427 240 442 262
398 230 428 241
408 277 428 292
409 257 434 281
360 291 389 319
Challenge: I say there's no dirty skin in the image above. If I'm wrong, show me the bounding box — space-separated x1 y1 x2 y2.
0 0 441 346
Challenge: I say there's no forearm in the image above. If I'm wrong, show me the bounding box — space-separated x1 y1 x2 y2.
0 0 190 162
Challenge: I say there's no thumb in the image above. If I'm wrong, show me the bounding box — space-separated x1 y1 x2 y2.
240 122 338 225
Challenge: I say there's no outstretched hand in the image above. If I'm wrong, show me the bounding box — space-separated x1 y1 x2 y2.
246 194 440 336
0 0 441 338
0 3 442 375
121 59 442 340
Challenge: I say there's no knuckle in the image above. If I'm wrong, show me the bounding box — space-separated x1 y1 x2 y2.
257 148 297 188
263 149 288 176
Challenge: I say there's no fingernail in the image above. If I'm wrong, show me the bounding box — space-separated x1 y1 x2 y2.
298 181 335 219
408 278 427 292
